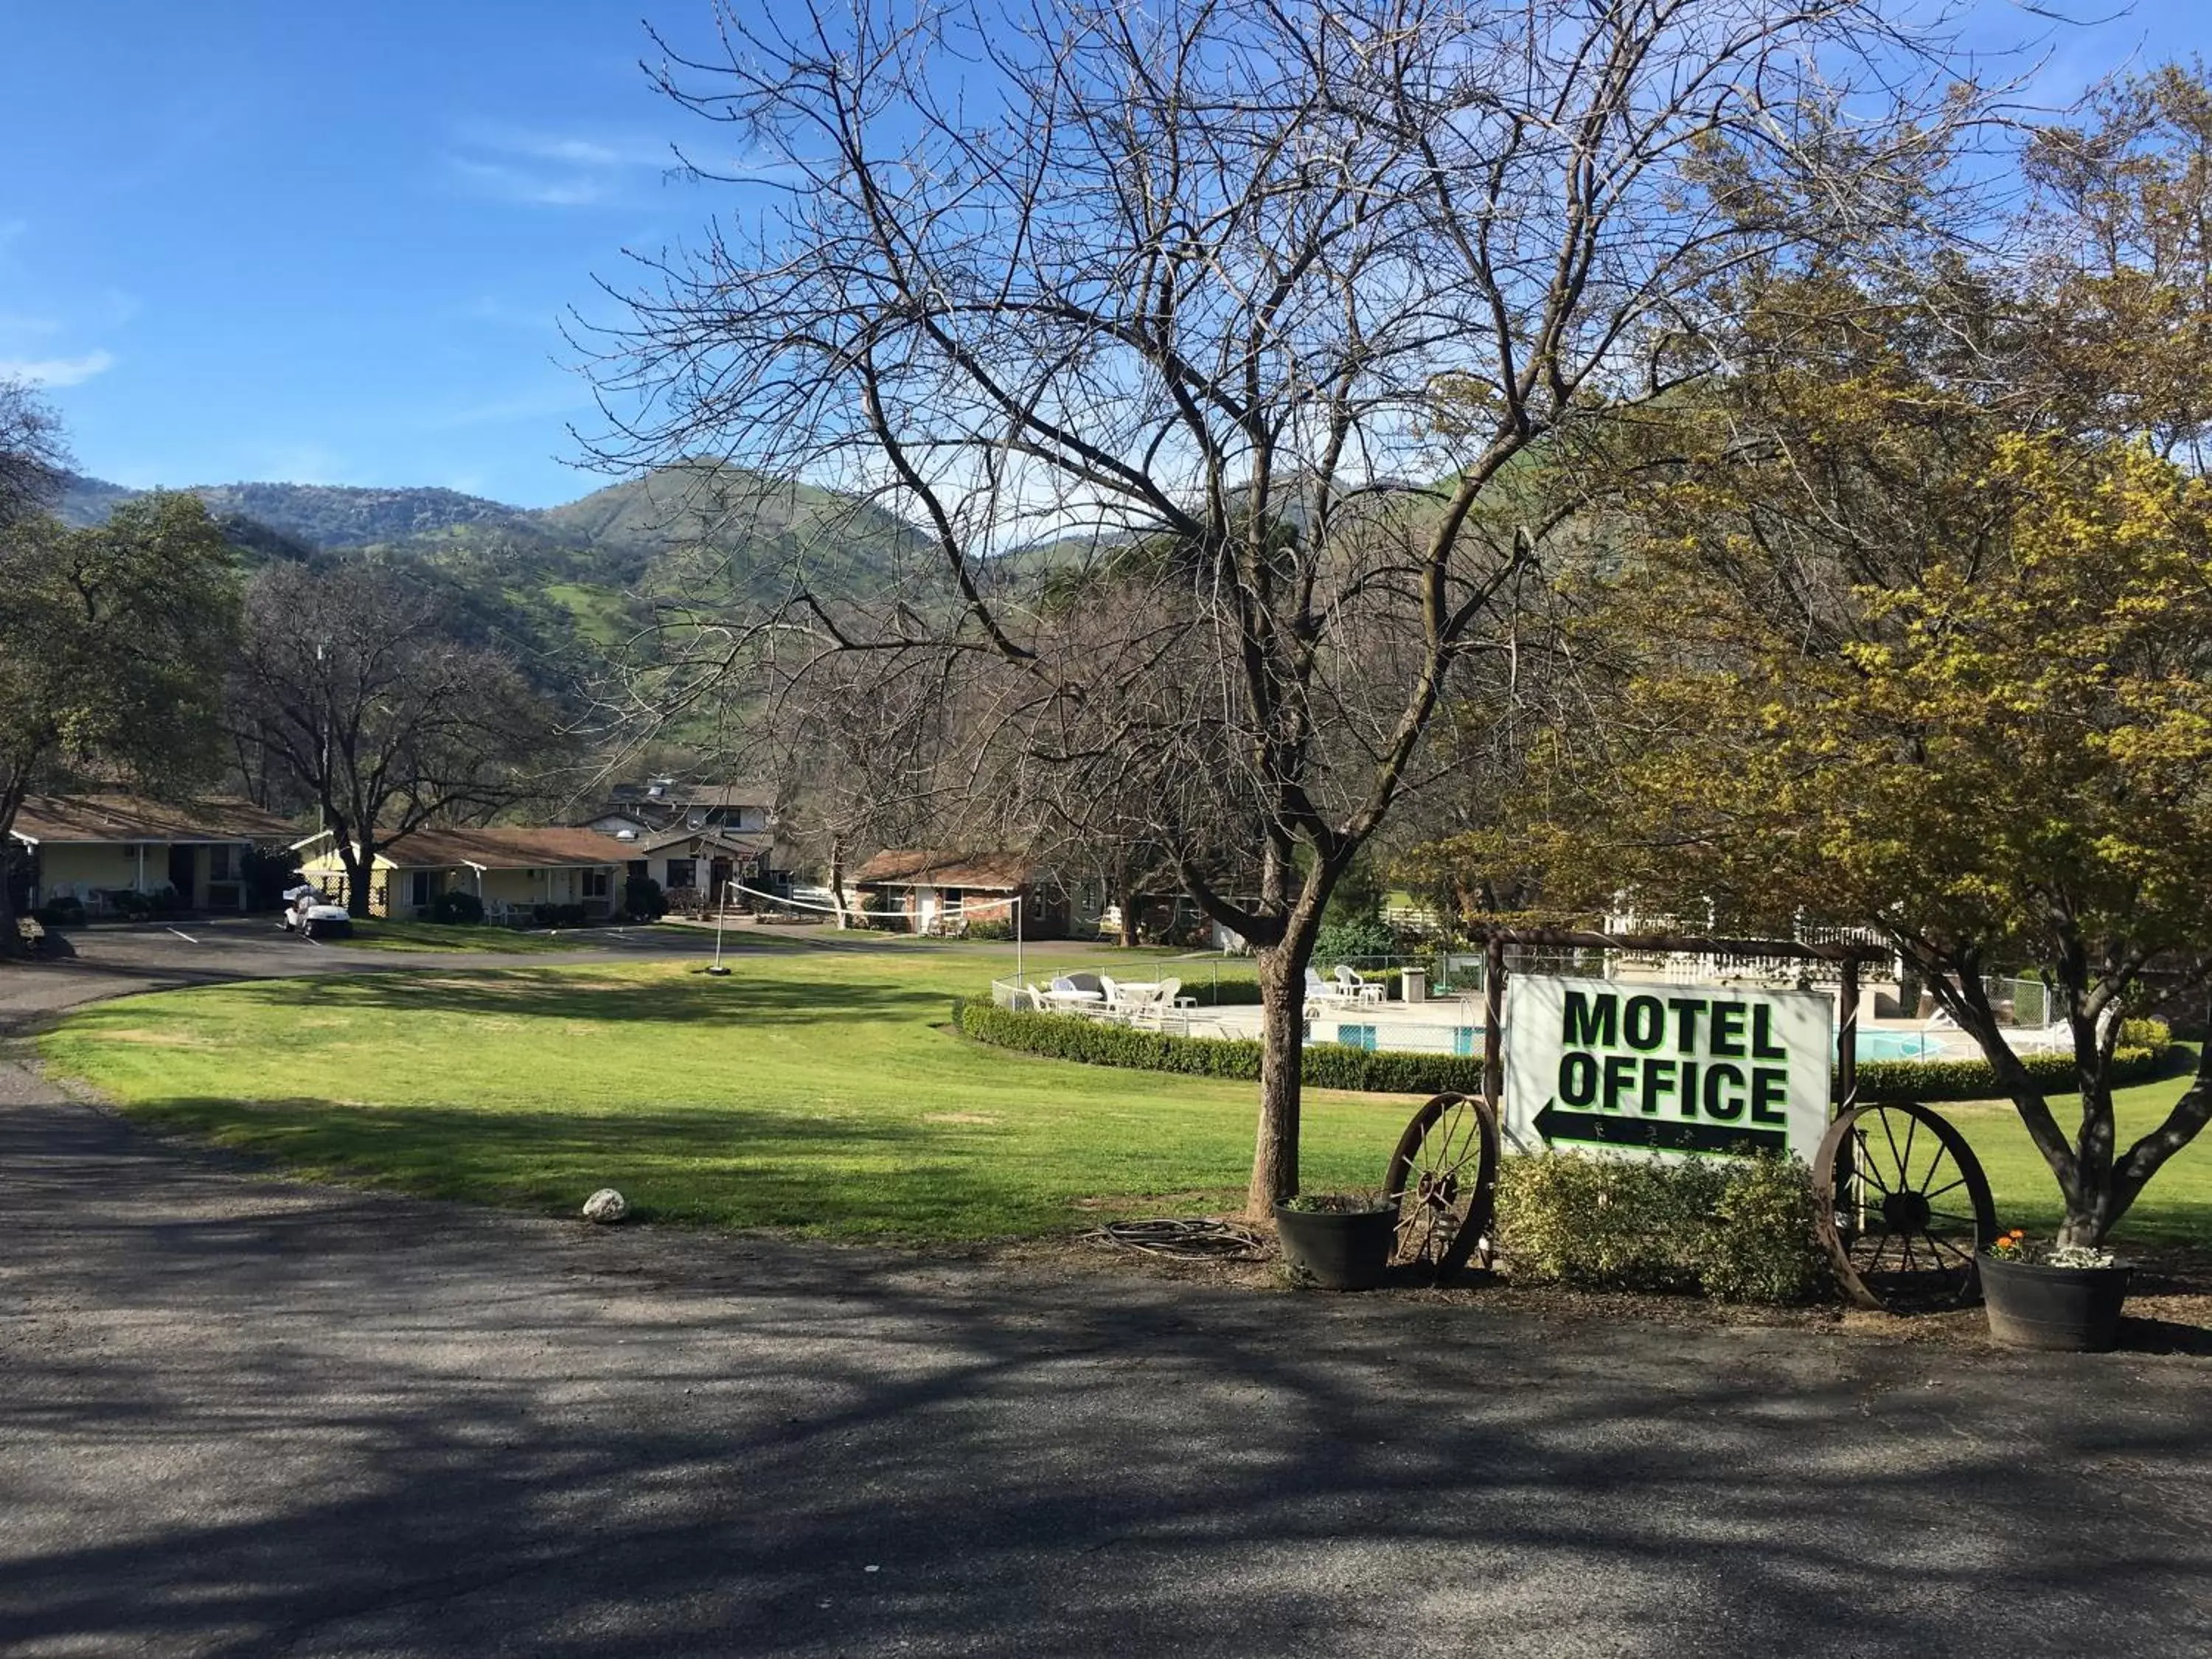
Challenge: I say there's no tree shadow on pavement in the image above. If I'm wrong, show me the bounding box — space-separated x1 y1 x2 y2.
3 1095 2210 1658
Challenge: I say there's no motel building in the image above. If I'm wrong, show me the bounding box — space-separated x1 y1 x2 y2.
292 826 627 922
9 794 296 914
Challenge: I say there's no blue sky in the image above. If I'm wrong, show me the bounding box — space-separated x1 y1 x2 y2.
3 1 2208 509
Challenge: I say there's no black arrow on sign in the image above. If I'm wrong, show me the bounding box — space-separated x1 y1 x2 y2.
1534 1099 1787 1158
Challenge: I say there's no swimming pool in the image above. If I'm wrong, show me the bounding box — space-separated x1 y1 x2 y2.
1850 1029 1955 1061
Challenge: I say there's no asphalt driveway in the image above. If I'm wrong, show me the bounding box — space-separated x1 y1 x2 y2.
1 931 2208 1656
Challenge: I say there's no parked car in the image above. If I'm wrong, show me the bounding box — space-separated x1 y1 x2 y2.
279 884 353 939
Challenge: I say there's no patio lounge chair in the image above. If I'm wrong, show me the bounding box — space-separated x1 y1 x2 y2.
2007 1021 2074 1054
1043 973 1108 1013
1333 965 1385 1006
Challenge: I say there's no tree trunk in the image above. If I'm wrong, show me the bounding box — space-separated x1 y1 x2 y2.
1116 877 1138 948
2056 1197 2119 1250
0 859 19 961
828 836 849 930
338 841 375 919
0 776 34 959
1928 957 2149 1247
1245 939 1314 1220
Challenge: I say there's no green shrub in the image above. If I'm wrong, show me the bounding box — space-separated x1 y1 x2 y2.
428 890 484 925
624 874 667 920
1281 1192 1391 1214
965 919 1014 941
1494 1154 1713 1293
1700 1157 1832 1304
1851 1045 2158 1102
32 897 83 928
1494 1152 1829 1304
2120 1016 2172 1052
1313 915 1397 967
953 999 1489 1094
1180 978 1263 1006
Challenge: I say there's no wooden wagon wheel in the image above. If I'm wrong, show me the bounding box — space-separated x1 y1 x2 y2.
1814 1101 1997 1312
1383 1091 1500 1282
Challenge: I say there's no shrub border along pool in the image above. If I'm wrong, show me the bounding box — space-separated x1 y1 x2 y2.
954 999 2164 1102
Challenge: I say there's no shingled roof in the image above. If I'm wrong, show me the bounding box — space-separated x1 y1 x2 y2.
12 794 298 845
626 824 773 856
340 826 625 870
851 849 1039 891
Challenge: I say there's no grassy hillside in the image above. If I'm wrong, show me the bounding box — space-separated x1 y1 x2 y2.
58 459 917 604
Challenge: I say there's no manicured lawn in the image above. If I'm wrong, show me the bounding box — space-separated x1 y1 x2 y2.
35 934 2211 1248
1930 1055 2212 1245
38 939 1402 1240
330 919 608 954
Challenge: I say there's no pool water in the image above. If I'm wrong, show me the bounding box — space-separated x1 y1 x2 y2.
1850 1029 1954 1061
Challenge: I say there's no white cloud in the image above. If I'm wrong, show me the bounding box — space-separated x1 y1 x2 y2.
445 156 612 208
442 121 683 209
459 123 673 170
0 349 116 387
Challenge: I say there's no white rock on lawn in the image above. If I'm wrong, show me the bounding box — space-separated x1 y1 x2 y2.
582 1188 629 1223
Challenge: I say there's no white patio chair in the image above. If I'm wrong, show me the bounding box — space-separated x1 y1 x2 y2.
1335 964 1385 1006
1305 965 1346 1003
1045 973 1108 1014
2008 1020 2079 1054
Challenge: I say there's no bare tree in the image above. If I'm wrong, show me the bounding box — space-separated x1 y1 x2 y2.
588 0 1981 1212
0 376 67 532
232 560 557 916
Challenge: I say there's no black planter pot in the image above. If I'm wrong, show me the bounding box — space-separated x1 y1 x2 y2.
1980 1253 2133 1352
1274 1203 1395 1291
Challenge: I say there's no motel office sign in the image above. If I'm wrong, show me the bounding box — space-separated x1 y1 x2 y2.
1501 974 1832 1162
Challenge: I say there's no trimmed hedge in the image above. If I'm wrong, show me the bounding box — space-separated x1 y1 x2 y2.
1853 1045 2162 1102
1182 978 1264 1007
953 999 1487 1095
960 1000 2168 1103
1495 1152 1831 1305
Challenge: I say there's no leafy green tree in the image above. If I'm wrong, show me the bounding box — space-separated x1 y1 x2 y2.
1453 429 2212 1247
0 493 243 945
1420 66 2212 1244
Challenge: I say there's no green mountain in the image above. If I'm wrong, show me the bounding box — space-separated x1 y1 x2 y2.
52 462 918 710
57 461 914 593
